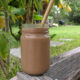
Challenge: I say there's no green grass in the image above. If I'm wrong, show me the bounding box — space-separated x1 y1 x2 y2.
49 25 80 57
11 25 80 57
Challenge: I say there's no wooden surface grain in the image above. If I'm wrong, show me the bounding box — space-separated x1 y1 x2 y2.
11 47 80 80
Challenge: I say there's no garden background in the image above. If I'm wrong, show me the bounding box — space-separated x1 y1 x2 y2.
0 0 80 80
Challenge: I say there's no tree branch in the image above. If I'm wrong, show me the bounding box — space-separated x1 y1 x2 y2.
0 56 7 77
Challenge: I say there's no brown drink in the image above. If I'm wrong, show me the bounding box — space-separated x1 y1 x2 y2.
21 25 50 75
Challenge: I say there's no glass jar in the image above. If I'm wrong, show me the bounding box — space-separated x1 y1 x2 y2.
21 25 50 75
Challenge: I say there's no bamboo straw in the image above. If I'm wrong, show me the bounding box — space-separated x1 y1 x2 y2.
41 0 54 27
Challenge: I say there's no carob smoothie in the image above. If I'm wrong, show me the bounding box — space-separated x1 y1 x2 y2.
21 25 50 75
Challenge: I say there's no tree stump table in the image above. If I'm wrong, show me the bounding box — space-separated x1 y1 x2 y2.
10 47 80 80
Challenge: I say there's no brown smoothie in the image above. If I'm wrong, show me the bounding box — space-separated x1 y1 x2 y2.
21 25 50 75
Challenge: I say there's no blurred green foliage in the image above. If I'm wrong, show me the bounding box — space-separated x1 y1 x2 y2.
68 0 80 23
0 34 9 59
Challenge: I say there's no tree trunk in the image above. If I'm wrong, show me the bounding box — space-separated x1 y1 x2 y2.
0 56 7 77
25 7 33 24
25 1 34 24
5 12 9 32
42 1 49 15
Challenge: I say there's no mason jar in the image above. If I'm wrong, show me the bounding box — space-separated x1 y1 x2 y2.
21 24 50 75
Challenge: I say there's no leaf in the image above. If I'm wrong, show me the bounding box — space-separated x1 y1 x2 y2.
33 14 43 20
0 16 5 28
17 15 24 21
8 0 13 3
38 0 43 10
57 0 72 12
33 14 52 20
58 3 63 8
10 7 26 15
0 34 9 60
34 0 39 10
55 0 60 5
10 14 17 23
65 5 72 12
0 0 8 11
43 0 49 3
34 0 42 11
19 0 26 8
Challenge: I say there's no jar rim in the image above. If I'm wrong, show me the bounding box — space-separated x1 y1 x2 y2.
22 27 49 34
22 24 49 28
